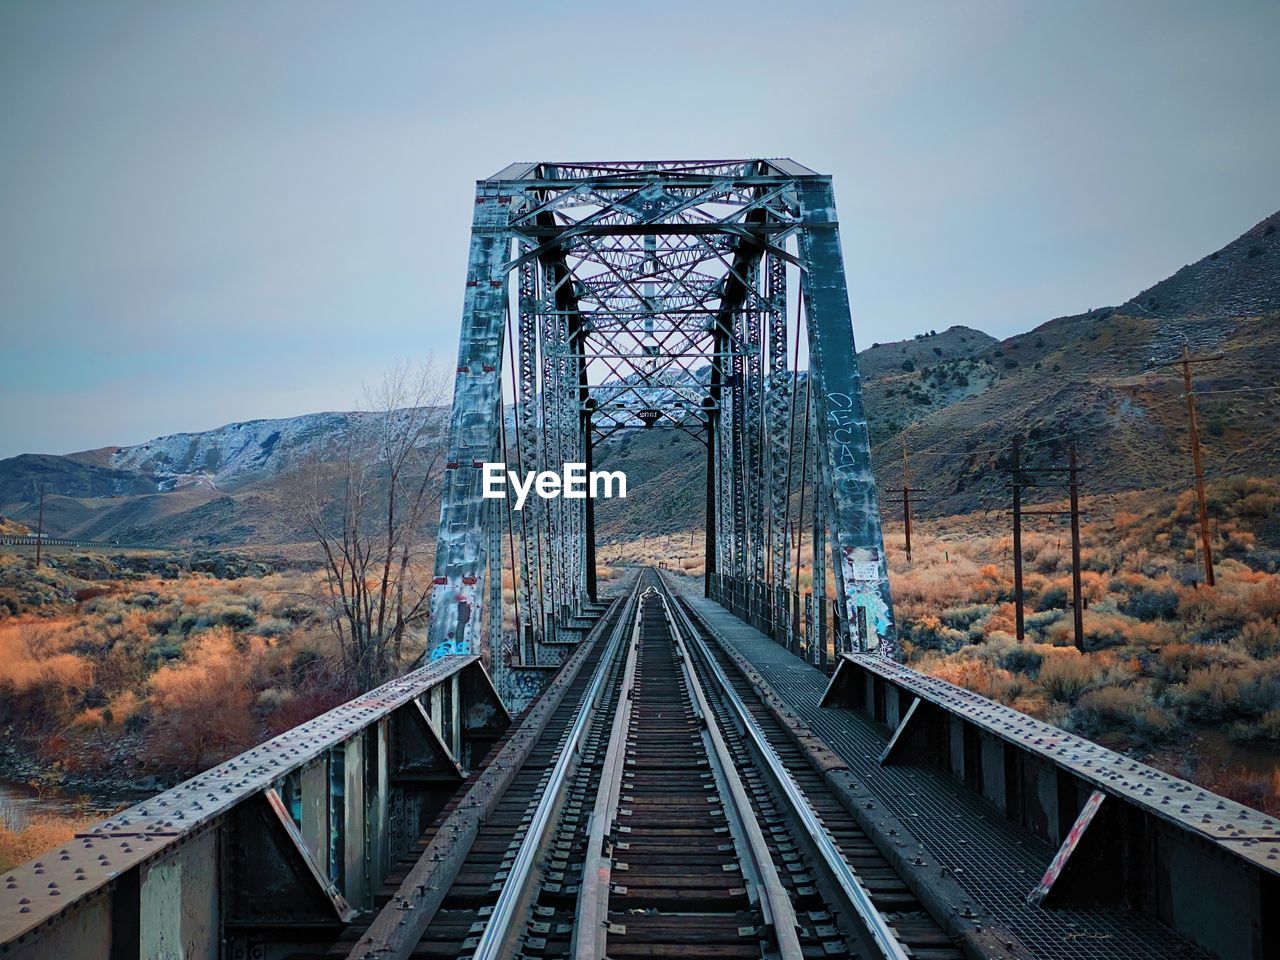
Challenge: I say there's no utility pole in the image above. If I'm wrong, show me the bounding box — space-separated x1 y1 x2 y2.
1013 444 1086 651
1010 437 1024 642
35 481 46 567
1154 346 1222 586
1068 445 1084 652
1179 345 1218 586
900 442 916 565
884 443 926 564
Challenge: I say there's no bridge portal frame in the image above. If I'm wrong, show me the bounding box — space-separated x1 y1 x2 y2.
427 159 896 701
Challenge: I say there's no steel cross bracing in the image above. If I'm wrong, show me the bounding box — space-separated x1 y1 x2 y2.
427 159 897 704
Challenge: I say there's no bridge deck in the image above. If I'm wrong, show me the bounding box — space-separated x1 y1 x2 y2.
677 588 1207 960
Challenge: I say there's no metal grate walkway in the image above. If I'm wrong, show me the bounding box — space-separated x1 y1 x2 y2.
677 587 1209 960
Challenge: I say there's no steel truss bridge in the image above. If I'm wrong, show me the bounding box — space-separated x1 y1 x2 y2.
2 161 1277 960
424 158 894 704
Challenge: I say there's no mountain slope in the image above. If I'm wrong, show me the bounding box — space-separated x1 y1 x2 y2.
873 209 1280 514
1125 211 1280 319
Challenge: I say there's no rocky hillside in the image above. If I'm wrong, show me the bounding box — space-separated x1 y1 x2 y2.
1124 211 1280 319
0 516 30 536
107 411 374 491
598 209 1280 538
0 406 451 548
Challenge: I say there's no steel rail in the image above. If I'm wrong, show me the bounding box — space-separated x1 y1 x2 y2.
469 584 640 960
661 589 804 960
662 577 912 960
570 590 642 960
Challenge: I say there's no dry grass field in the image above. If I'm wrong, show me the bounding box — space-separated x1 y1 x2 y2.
2 473 1277 868
604 477 1280 811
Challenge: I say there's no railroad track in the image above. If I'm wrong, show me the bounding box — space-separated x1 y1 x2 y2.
670 587 967 960
339 567 966 960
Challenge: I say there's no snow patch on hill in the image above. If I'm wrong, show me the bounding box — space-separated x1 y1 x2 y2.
108 411 366 488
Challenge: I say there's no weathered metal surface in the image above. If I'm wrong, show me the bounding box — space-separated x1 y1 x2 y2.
1029 789 1108 906
426 183 513 661
139 828 218 960
827 652 1280 873
345 595 625 960
674 578 1031 960
794 181 896 655
0 655 506 957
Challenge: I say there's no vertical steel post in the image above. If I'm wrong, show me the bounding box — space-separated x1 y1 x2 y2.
794 178 896 656
426 184 513 657
765 252 790 607
516 256 544 659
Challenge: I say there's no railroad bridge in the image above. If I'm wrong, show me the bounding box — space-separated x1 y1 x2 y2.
3 160 1276 960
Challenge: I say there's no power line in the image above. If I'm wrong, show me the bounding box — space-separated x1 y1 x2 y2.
1189 385 1280 398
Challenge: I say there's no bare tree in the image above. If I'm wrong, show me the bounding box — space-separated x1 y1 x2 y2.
295 361 450 691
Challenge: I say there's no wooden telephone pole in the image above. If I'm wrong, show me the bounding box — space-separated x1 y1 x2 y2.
1169 345 1221 586
1010 437 1025 642
885 444 926 563
1157 345 1223 586
1007 440 1086 650
34 481 47 567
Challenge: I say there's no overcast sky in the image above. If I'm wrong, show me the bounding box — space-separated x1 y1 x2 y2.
1 0 1278 459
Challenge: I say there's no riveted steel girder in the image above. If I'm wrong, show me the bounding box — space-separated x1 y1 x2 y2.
794 179 896 654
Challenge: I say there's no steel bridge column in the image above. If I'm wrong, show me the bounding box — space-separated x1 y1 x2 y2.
730 305 747 580
794 178 897 655
539 273 569 637
487 492 507 697
517 256 544 661
765 252 790 618
811 451 828 668
426 185 512 658
703 411 717 596
744 260 765 590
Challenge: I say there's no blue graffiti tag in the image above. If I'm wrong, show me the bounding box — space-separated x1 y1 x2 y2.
429 639 470 661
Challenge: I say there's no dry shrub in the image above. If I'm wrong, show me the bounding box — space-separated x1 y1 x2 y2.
973 564 1006 602
1203 769 1280 816
0 620 91 693
982 603 1017 638
73 586 112 604
0 811 99 872
1047 609 1159 651
70 707 107 730
107 689 142 725
146 627 265 769
1177 583 1251 641
1238 619 1280 659
1032 544 1067 573
1229 709 1280 744
1037 650 1097 702
1156 643 1208 683
1074 686 1173 740
1113 511 1143 534
903 614 968 653
1250 577 1280 620
1171 660 1280 723
923 656 1028 705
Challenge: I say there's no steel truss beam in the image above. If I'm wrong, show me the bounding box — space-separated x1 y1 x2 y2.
427 160 896 706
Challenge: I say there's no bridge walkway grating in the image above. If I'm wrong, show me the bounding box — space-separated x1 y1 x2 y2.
677 588 1209 960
